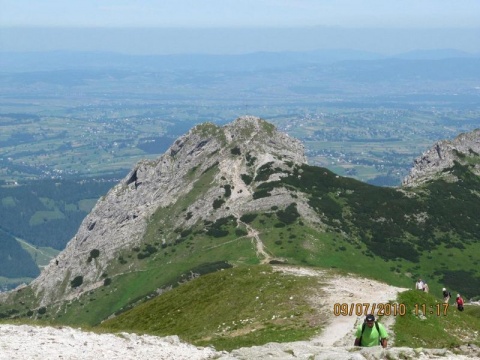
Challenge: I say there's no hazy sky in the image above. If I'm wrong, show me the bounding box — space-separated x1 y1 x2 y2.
1 0 479 54
1 0 480 28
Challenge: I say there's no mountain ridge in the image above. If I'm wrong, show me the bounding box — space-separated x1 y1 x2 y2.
28 116 307 306
1 48 479 73
402 129 480 186
1 116 479 338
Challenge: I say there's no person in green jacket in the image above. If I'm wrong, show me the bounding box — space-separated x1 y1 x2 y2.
354 314 388 348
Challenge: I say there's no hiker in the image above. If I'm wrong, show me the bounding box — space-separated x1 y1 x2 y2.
354 314 388 348
456 294 464 311
442 288 451 303
423 282 429 293
415 278 424 290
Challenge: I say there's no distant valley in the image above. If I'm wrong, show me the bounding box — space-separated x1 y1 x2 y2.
1 49 479 186
0 49 479 290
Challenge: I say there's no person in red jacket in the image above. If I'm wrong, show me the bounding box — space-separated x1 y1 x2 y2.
456 294 464 311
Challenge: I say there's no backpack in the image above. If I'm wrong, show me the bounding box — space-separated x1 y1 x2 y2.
359 321 382 346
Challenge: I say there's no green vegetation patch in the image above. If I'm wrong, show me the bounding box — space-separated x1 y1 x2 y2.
29 210 66 226
394 290 480 348
99 265 320 351
230 146 241 155
206 216 237 238
1 196 16 207
254 162 275 182
441 270 480 300
241 174 253 186
276 203 300 225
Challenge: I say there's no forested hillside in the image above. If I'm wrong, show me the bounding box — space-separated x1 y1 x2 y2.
0 177 117 281
0 178 117 250
0 229 39 278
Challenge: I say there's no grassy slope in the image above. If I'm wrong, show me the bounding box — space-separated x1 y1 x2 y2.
98 267 480 352
394 290 480 348
99 265 321 351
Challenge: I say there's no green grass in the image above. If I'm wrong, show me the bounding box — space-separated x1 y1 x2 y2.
99 265 321 351
28 210 65 225
1 196 16 207
43 222 260 326
245 211 413 289
394 290 480 348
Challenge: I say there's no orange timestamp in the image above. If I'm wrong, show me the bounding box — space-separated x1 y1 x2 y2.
333 303 406 316
414 303 449 316
333 302 450 317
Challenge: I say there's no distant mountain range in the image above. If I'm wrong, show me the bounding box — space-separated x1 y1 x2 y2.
1 48 479 72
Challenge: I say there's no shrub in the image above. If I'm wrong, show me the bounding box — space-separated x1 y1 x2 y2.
235 228 248 237
230 147 241 155
253 189 271 199
90 249 100 258
205 216 237 238
207 229 229 238
223 184 232 198
180 229 192 238
70 275 83 288
276 203 300 224
87 248 100 262
103 278 112 286
37 307 47 315
137 244 158 259
246 153 257 167
241 174 253 185
254 162 275 182
240 213 257 223
213 198 225 209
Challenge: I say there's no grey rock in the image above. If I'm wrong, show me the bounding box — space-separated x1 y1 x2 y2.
402 129 480 187
215 344 478 360
28 116 307 306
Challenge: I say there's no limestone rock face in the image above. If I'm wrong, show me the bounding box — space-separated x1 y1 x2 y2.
29 116 307 305
23 121 480 307
402 129 480 187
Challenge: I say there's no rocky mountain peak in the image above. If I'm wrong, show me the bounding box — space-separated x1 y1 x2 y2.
26 116 306 306
402 129 480 187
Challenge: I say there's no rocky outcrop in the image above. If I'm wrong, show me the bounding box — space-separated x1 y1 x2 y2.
28 116 307 306
218 343 480 359
402 129 480 187
1 325 478 360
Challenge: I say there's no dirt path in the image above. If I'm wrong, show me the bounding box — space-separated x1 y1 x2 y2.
274 266 409 346
242 221 272 264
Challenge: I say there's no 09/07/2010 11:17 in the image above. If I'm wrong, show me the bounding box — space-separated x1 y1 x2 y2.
332 302 449 317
